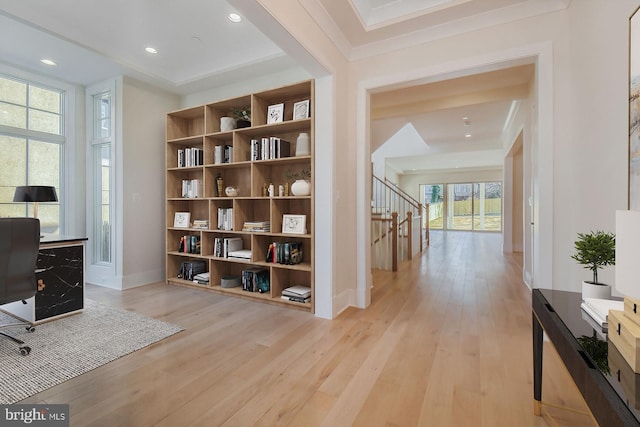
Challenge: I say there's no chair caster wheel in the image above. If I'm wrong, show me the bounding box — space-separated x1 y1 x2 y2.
26 326 35 333
19 346 31 356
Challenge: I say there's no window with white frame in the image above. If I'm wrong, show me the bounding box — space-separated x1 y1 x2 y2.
90 89 113 265
0 74 64 232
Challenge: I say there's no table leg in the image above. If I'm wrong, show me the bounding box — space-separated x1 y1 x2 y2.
533 311 543 416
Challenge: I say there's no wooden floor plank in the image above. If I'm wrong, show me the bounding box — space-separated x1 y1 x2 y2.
15 231 592 426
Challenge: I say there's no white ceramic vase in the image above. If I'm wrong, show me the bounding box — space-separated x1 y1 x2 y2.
295 132 310 156
581 281 611 300
220 117 237 132
290 179 311 196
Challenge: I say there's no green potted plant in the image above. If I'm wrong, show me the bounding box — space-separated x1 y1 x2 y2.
571 230 615 299
232 106 251 128
284 168 311 196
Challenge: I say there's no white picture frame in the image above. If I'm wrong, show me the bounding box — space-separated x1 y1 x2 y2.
174 212 191 228
293 100 310 120
267 103 284 124
282 214 307 234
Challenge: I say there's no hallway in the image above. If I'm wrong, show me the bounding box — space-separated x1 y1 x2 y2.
369 230 593 426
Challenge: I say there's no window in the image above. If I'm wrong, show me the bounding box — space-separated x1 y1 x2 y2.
90 90 113 264
0 74 64 232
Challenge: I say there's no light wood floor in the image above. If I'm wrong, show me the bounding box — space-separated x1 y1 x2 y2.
22 231 594 426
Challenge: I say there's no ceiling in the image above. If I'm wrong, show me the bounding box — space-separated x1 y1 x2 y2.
0 0 566 173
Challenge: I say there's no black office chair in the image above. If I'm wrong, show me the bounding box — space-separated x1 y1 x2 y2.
0 218 40 355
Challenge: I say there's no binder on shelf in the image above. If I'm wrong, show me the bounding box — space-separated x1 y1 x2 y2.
214 145 223 164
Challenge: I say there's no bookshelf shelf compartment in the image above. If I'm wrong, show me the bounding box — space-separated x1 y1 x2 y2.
166 80 314 313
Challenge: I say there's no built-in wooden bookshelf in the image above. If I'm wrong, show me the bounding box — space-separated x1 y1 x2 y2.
165 80 314 312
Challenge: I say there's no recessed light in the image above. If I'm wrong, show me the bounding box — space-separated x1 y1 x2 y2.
40 59 56 66
145 47 158 54
228 13 242 23
465 133 472 138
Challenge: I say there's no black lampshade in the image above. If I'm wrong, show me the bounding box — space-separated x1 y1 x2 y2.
13 186 58 203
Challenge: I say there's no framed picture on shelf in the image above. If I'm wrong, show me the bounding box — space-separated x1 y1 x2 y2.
267 103 284 124
282 214 306 234
174 212 191 228
293 100 310 120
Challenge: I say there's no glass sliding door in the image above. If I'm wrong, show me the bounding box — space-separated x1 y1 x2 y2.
447 183 473 231
473 182 502 231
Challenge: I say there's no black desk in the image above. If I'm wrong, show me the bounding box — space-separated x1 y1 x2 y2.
1 235 87 324
533 289 640 426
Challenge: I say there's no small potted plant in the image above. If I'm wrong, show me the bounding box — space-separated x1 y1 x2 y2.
232 106 251 128
571 230 615 299
284 168 311 196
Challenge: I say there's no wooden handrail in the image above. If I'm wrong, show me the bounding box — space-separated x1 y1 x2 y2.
383 177 421 208
373 175 420 210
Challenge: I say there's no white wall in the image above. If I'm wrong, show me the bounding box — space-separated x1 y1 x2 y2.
121 77 180 288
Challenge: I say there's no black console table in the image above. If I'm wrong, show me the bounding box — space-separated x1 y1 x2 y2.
533 289 640 426
1 235 87 324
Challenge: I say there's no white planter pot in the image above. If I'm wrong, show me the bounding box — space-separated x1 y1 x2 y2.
220 117 237 132
290 179 310 196
582 281 611 300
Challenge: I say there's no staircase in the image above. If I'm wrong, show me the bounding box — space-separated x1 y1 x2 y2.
371 175 429 271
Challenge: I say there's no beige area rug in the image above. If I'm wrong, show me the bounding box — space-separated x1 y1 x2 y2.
0 299 183 404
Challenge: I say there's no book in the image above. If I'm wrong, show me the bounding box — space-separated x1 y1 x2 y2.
282 285 311 299
228 249 251 259
582 297 623 326
280 295 311 303
223 237 243 258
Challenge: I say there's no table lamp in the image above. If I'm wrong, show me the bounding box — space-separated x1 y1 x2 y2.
13 185 58 219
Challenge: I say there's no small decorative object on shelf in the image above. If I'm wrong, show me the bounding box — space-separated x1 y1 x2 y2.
174 212 191 228
293 100 310 120
295 132 310 156
283 214 307 234
267 103 284 124
225 186 238 197
284 168 311 196
216 174 224 197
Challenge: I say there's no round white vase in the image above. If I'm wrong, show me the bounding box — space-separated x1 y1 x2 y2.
220 117 237 132
290 179 310 196
295 132 310 156
581 281 611 300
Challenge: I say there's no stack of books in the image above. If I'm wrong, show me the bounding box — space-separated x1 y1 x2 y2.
242 221 270 232
281 285 311 303
581 297 624 333
192 219 209 229
193 271 209 285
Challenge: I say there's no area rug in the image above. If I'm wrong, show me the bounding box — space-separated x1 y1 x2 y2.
0 299 184 404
